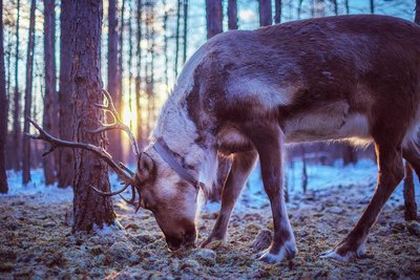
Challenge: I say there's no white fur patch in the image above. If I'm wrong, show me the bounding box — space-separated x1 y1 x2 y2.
228 78 298 108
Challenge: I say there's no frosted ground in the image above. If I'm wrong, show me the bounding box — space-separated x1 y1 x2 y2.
1 159 419 279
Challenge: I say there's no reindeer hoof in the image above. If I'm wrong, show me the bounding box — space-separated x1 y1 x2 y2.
320 249 353 262
200 236 224 249
320 245 368 262
257 242 297 264
257 249 287 264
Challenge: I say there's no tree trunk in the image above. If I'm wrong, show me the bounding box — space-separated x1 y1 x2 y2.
274 0 281 24
206 0 222 39
332 0 338 15
301 146 308 193
43 0 58 185
403 163 417 221
71 0 115 232
12 0 21 171
107 0 123 162
259 0 272 26
58 0 75 188
370 0 374 14
22 0 36 184
174 0 181 78
135 0 143 145
416 0 420 24
163 0 169 91
0 0 8 193
182 0 188 64
227 0 238 30
343 145 357 165
345 0 350 14
128 1 134 134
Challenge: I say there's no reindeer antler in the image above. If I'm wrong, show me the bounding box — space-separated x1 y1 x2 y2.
27 118 135 187
89 89 140 157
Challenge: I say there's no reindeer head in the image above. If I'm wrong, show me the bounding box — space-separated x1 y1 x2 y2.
134 143 202 251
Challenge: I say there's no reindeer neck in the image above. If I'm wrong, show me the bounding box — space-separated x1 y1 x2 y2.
152 96 218 190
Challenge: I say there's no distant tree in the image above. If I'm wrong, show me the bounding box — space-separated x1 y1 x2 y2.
343 145 357 165
345 0 350 14
144 1 156 133
0 0 8 193
228 0 238 30
108 0 123 162
128 0 134 131
175 0 181 78
12 0 21 171
22 0 36 184
206 0 222 39
298 0 304 19
370 0 374 14
403 163 417 221
135 0 143 144
163 0 169 90
43 0 58 185
301 146 308 193
331 0 338 15
182 0 188 64
70 0 115 232
58 0 75 188
274 0 282 24
259 0 272 26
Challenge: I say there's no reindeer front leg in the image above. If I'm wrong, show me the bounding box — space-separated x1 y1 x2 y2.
245 123 297 263
202 150 258 247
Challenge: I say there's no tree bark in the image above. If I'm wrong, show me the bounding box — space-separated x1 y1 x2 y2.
274 0 281 24
332 0 338 15
206 0 222 39
403 163 417 221
174 0 181 78
345 0 350 14
0 0 8 193
58 0 75 188
71 0 115 232
43 0 58 185
301 146 308 193
163 0 169 91
108 0 123 162
22 0 36 184
135 0 143 145
259 0 272 26
12 0 21 171
227 0 238 30
182 0 188 64
343 145 357 165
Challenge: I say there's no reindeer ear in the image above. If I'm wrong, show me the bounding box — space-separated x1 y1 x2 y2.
137 152 155 182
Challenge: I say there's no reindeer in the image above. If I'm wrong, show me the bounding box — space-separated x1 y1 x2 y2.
30 15 420 263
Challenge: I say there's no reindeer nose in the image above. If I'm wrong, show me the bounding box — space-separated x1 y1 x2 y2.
183 231 197 247
166 231 196 251
167 238 182 252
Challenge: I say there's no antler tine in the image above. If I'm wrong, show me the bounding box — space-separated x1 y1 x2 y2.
92 89 141 157
27 117 135 191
